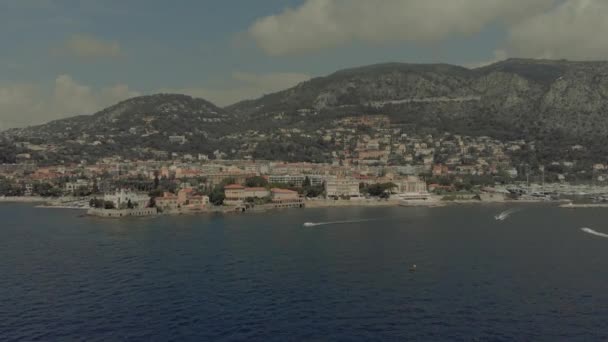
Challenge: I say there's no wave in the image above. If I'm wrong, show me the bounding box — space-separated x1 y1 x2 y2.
581 227 608 239
495 208 521 221
303 219 380 227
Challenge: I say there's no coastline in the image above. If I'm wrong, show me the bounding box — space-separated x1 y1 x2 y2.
559 203 608 209
36 205 88 210
0 196 91 210
0 196 579 218
0 196 49 204
305 199 402 208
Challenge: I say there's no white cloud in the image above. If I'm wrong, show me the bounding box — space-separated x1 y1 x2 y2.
0 75 139 129
160 71 311 106
55 34 122 59
249 0 555 56
0 71 309 129
507 0 608 60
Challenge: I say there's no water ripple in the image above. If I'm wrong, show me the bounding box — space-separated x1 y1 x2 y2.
2 204 608 341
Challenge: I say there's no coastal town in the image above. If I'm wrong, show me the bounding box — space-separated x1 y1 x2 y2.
0 155 436 217
2 114 608 217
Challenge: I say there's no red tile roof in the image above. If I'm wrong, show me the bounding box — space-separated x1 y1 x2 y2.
224 184 245 189
271 188 298 194
245 187 268 191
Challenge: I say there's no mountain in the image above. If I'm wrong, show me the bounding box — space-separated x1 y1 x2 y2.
4 59 608 164
1 94 237 163
6 94 231 139
228 58 608 161
230 59 608 137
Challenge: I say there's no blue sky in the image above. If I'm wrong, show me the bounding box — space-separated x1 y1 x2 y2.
1 0 502 88
0 0 605 128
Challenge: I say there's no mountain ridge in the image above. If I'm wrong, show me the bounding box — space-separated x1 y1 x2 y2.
3 58 608 164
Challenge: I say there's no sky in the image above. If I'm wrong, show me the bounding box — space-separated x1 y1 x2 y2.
1 0 607 129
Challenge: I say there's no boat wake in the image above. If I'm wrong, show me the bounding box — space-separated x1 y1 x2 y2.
303 219 380 227
495 208 520 221
581 227 608 239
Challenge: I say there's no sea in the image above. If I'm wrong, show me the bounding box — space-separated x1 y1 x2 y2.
1 203 608 341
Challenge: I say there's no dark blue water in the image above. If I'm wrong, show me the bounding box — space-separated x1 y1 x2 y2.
1 203 608 341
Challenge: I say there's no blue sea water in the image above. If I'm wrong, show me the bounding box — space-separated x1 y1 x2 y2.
1 203 608 341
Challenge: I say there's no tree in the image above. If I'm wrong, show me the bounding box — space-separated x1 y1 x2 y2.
302 176 312 188
149 189 163 198
153 175 160 189
127 199 134 209
245 176 268 188
92 179 100 194
74 186 92 197
0 178 24 196
90 198 105 208
209 188 225 206
104 201 116 209
219 177 237 187
362 182 397 197
33 182 61 197
304 185 324 198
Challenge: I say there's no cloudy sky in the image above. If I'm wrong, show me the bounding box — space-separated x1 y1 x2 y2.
1 0 606 129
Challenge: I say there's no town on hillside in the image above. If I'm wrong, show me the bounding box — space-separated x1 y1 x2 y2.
3 115 608 216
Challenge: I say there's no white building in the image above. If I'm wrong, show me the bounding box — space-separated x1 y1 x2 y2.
224 185 271 205
506 168 518 178
169 135 187 144
394 176 428 194
325 177 361 199
104 189 150 209
65 179 92 193
392 176 431 201
24 183 34 196
268 174 325 186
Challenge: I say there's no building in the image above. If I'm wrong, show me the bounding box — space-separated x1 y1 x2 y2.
154 189 209 211
23 183 33 196
366 140 380 150
268 174 325 186
175 168 201 179
325 177 361 199
244 187 270 199
177 188 194 204
169 135 187 144
186 195 209 208
506 168 518 178
65 179 92 193
394 176 428 194
224 184 245 204
271 188 304 208
104 189 150 209
224 184 270 205
88 207 157 217
433 164 449 176
271 188 299 201
358 150 387 160
177 188 209 208
479 192 506 202
392 176 431 201
155 192 179 211
205 172 256 187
